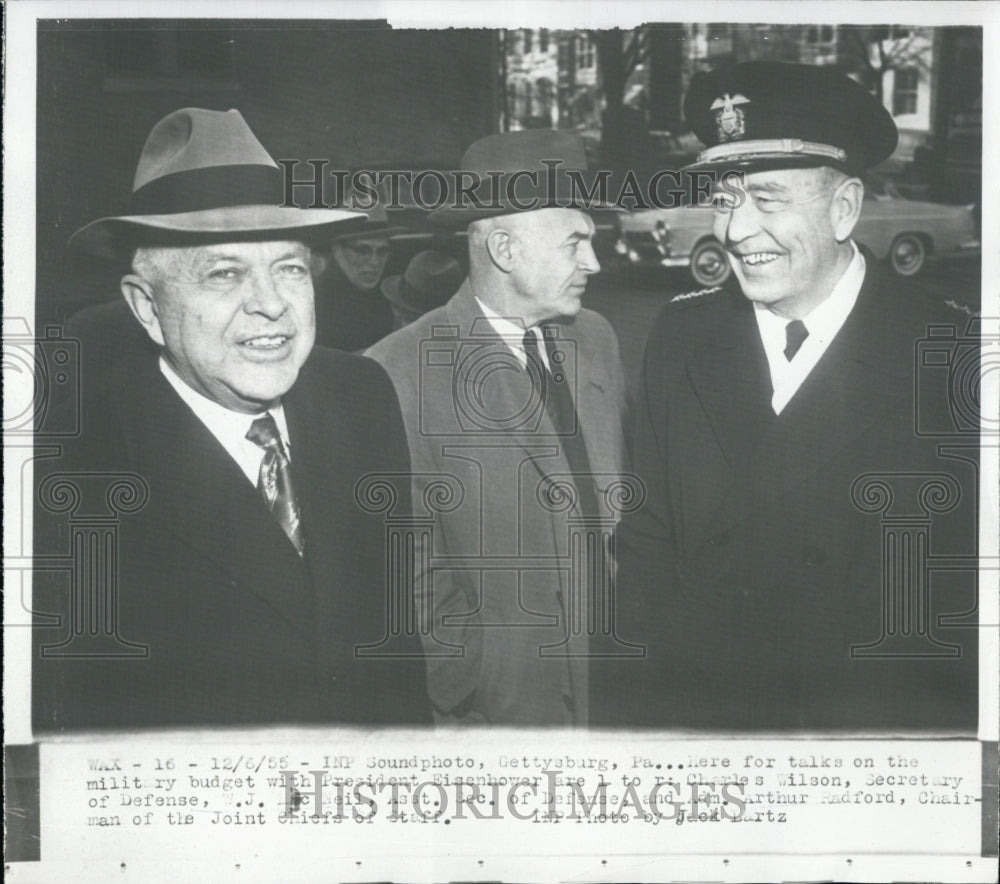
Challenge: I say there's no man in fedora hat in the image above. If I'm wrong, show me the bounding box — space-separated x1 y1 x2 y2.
381 250 463 330
367 130 628 726
32 107 432 730
312 185 407 351
605 62 978 731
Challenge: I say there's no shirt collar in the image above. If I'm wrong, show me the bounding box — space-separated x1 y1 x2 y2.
754 240 865 343
158 356 290 451
475 296 535 341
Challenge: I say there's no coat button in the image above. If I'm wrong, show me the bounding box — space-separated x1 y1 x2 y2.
709 533 730 547
802 546 827 566
562 693 576 713
555 589 564 605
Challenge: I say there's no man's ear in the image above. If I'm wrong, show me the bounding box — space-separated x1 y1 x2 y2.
120 275 165 347
831 176 864 242
484 227 515 273
310 252 329 276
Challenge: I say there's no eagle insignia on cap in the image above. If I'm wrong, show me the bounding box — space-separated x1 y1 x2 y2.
711 93 750 142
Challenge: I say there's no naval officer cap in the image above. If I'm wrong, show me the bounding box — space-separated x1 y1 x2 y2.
683 61 898 176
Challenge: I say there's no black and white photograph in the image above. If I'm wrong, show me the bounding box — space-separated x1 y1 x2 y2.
3 2 997 880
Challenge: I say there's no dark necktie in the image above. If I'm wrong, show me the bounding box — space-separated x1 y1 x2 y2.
522 326 600 516
784 319 809 361
246 414 305 555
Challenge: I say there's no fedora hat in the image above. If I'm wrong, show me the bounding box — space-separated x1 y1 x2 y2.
69 107 365 261
429 129 608 228
381 250 462 315
331 179 408 243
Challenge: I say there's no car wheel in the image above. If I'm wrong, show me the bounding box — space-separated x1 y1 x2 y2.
690 239 732 287
889 233 927 276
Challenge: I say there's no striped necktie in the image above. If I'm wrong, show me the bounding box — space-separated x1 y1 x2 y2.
246 413 305 555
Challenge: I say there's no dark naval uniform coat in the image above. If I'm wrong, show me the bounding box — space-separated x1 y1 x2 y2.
601 260 979 732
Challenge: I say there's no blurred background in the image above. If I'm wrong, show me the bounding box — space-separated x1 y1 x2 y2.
37 21 982 389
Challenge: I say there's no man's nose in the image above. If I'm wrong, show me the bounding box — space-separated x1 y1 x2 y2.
579 241 601 275
244 272 288 319
719 199 759 244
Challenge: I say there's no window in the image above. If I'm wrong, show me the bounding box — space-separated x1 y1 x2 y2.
523 29 533 54
893 68 919 115
576 35 595 68
536 79 554 119
512 80 533 120
539 29 549 53
806 25 835 44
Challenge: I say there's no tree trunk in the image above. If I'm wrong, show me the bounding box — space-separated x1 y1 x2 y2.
593 30 629 172
647 25 686 131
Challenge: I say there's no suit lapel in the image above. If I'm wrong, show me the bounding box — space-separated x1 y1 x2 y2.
681 294 772 547
117 356 315 638
552 317 617 481
283 362 349 614
701 264 913 538
685 293 773 472
747 268 911 513
447 284 574 489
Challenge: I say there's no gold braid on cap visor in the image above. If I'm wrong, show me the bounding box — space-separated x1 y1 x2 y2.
697 139 848 165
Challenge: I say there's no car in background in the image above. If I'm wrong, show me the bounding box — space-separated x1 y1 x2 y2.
615 171 980 287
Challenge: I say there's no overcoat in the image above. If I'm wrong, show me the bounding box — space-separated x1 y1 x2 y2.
32 345 432 730
367 281 628 725
603 262 979 732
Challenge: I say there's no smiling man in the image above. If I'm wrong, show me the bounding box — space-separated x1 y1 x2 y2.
32 108 431 730
367 131 628 725
604 63 979 732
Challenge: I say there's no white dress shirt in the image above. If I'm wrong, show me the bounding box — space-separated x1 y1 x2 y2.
475 297 551 371
753 241 866 415
159 357 291 487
